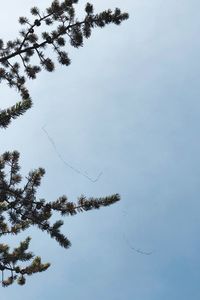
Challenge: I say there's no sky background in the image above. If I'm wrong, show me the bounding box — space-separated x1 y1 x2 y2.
1 0 200 299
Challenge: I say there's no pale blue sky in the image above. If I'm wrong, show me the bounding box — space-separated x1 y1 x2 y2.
1 0 200 299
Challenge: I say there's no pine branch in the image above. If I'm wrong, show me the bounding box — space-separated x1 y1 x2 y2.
0 238 50 287
0 151 120 285
0 98 32 128
0 0 128 128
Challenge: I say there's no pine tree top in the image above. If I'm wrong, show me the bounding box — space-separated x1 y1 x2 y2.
0 0 128 287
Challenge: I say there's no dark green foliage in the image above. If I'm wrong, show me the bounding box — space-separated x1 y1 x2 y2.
0 0 128 128
0 99 32 129
0 151 120 285
0 0 128 287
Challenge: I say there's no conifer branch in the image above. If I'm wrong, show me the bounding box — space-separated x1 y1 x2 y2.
0 151 120 285
0 0 128 128
0 99 32 128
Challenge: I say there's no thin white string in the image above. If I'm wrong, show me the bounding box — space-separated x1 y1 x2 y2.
123 233 153 256
42 125 103 183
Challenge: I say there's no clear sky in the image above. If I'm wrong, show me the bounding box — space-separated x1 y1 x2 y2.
1 0 200 299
